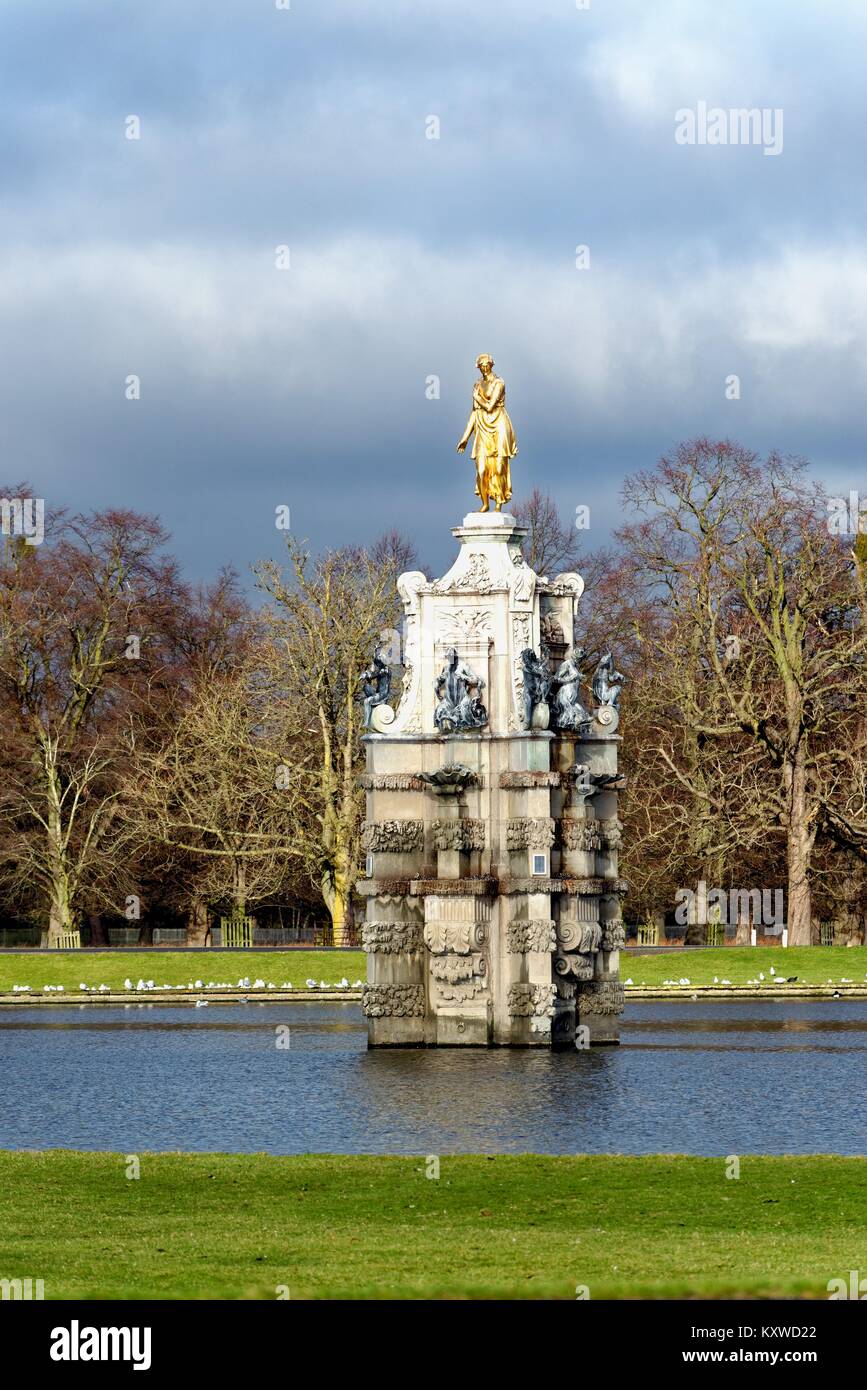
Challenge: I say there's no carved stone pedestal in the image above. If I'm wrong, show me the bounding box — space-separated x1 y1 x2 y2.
360 511 625 1047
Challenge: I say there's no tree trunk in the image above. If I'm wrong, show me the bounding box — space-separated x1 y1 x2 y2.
232 862 247 919
44 751 74 943
735 903 751 946
186 901 210 947
684 875 713 946
87 913 108 947
47 885 73 944
786 842 812 945
785 752 814 946
324 868 350 947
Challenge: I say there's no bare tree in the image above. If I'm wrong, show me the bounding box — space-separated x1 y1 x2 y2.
620 439 867 945
512 488 584 575
122 648 314 933
0 498 180 941
255 534 412 943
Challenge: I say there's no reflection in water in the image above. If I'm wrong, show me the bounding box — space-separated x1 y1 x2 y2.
0 1001 865 1156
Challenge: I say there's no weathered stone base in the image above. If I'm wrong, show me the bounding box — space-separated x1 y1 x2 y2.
360 730 624 1047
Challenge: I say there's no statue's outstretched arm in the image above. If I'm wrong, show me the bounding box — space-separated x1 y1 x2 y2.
457 410 475 450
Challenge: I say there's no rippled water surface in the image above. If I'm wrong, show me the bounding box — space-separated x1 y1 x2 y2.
1 1001 865 1154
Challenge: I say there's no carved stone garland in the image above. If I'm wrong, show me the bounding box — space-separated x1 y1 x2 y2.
360 820 424 853
431 819 486 852
507 919 557 953
506 817 556 850
577 981 626 1016
362 922 424 954
362 984 426 1018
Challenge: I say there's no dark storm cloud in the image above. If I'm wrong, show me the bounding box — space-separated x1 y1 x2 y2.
0 0 865 583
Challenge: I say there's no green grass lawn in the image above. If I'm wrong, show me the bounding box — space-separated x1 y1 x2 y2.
623 946 867 989
2 946 866 995
0 1151 863 1299
0 950 366 994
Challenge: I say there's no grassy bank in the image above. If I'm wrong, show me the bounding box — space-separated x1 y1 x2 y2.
0 950 366 994
2 947 866 999
0 1151 863 1299
624 946 867 990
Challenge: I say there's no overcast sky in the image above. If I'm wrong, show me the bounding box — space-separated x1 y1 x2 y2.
1 0 865 584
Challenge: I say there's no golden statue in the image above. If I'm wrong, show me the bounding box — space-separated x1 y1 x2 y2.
456 354 518 512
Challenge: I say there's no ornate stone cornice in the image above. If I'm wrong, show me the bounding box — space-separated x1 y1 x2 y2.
409 877 497 896
498 876 602 895
499 771 561 789
356 878 412 898
359 773 428 791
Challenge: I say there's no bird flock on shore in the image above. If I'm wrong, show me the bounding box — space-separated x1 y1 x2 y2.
6 968 867 996
8 976 364 995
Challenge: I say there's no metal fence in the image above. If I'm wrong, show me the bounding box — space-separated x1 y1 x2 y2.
0 926 40 947
107 927 140 946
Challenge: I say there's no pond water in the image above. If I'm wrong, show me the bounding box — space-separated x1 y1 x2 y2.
1 1001 865 1155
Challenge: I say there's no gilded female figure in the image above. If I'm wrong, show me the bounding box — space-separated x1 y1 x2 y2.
456 354 518 511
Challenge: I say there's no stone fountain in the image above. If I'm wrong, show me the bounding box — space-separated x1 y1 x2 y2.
358 507 625 1047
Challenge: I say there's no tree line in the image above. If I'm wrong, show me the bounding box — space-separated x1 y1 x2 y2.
0 438 864 947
